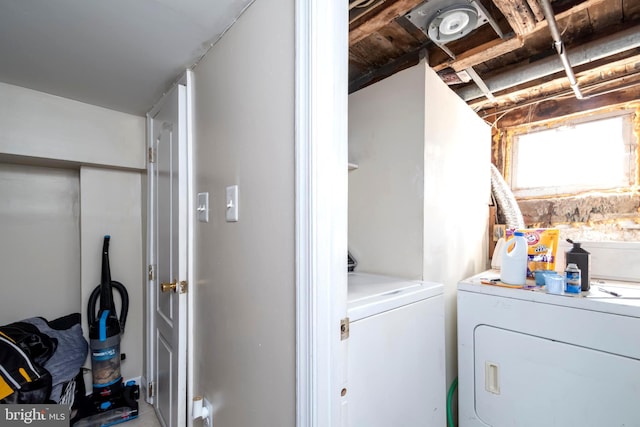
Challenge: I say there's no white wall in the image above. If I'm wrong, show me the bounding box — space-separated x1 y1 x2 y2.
348 65 425 279
79 167 145 384
422 64 490 389
0 83 146 386
0 163 80 324
0 82 144 168
191 0 296 425
348 60 490 394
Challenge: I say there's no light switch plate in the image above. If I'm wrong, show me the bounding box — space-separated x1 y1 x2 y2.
226 185 238 222
197 192 209 223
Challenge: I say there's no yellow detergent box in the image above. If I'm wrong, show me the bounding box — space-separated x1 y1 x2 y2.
505 228 560 277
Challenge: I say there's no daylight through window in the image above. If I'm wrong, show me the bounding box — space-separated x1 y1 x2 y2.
510 113 636 198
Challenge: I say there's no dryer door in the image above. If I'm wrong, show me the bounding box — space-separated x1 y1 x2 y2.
474 325 640 426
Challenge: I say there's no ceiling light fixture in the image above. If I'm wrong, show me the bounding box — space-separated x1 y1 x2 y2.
427 5 478 43
406 0 504 47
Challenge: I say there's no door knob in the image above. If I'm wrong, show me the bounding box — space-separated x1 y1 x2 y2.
160 280 187 293
161 281 177 293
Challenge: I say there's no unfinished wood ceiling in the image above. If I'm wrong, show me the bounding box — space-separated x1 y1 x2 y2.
349 0 640 127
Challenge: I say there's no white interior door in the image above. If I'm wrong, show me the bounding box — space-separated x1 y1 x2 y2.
148 83 188 427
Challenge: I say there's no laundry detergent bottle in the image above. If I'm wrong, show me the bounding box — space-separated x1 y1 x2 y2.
566 239 591 291
500 231 528 285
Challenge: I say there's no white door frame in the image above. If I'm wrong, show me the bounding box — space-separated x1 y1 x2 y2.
295 1 348 426
144 90 155 408
183 70 195 427
145 70 194 427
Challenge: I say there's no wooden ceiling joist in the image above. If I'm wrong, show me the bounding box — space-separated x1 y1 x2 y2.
349 0 424 46
468 39 640 113
432 36 525 72
492 0 537 36
526 0 546 23
476 54 640 125
488 81 640 128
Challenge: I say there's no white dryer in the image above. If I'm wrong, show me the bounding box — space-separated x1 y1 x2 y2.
457 270 640 427
347 272 445 427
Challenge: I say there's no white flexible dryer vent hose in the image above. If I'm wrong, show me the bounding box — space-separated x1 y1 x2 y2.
490 163 525 229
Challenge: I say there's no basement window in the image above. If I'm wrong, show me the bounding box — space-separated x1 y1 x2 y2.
509 112 636 198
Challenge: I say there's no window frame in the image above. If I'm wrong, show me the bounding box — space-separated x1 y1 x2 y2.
507 109 637 199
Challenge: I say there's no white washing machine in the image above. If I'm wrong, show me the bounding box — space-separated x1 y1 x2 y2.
457 270 640 427
347 272 445 427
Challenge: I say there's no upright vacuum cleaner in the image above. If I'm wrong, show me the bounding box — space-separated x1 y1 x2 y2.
72 236 139 427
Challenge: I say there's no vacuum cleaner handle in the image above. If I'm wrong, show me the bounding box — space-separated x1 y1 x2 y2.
100 236 114 313
87 281 129 332
87 235 130 332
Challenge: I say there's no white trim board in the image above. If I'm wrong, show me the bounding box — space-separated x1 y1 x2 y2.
295 0 349 425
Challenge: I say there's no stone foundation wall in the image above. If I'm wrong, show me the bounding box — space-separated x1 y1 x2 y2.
517 192 640 241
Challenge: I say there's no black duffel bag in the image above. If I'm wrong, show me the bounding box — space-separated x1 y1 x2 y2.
0 321 54 404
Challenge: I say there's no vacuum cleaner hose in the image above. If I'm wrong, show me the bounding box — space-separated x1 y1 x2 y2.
87 281 129 333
